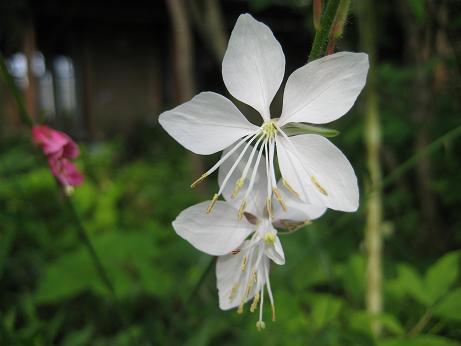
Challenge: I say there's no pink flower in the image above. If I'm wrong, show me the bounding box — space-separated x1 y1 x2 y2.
32 125 84 189
48 157 84 187
32 125 79 160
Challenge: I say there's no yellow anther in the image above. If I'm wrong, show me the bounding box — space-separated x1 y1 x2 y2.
231 177 245 198
245 271 257 298
238 200 247 220
229 283 240 301
241 256 247 272
311 176 328 196
191 173 208 188
272 187 287 212
264 232 276 245
282 178 300 198
266 198 273 219
256 320 266 331
271 304 276 322
250 293 260 312
237 303 244 314
252 271 257 283
206 194 219 213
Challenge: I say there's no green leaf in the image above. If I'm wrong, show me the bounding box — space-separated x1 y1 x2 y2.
35 230 174 303
304 293 344 330
336 254 365 303
387 264 431 306
433 288 461 322
281 123 340 137
378 335 459 346
347 310 404 336
425 251 460 304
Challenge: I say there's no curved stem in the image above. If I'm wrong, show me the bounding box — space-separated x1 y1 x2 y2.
308 0 341 62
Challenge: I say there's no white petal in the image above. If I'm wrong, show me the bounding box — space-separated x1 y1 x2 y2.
216 243 268 310
218 142 267 218
273 181 327 222
222 14 285 120
276 134 359 212
159 92 258 155
172 201 252 256
279 52 369 126
264 235 285 265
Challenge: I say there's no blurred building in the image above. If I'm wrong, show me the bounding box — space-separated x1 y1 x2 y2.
0 0 312 139
1 0 169 139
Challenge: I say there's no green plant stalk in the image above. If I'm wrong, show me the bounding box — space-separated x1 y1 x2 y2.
408 309 432 336
358 0 383 337
0 53 34 127
308 0 341 62
65 198 115 296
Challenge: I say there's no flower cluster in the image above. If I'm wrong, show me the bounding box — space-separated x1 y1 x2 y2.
159 13 368 329
32 125 84 191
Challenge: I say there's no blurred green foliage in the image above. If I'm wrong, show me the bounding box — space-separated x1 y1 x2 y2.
1 127 460 345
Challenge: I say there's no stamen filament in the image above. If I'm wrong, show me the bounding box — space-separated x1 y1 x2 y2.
233 135 265 199
242 138 266 206
264 263 276 322
257 285 265 331
218 132 261 196
190 131 258 188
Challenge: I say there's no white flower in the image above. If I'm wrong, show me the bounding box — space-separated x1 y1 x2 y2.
159 13 368 214
172 147 326 329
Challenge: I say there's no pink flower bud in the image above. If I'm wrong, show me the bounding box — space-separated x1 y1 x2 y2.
32 125 80 160
48 157 84 188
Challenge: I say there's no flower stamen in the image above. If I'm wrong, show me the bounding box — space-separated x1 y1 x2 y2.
206 193 219 213
282 178 300 197
238 200 247 220
266 198 273 219
231 177 245 198
191 173 208 188
311 176 328 196
241 256 247 272
229 283 240 301
250 292 260 312
272 187 287 212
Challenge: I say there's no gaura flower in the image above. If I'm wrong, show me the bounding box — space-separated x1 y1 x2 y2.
172 146 326 329
48 157 84 189
32 124 84 190
32 125 80 160
159 13 369 214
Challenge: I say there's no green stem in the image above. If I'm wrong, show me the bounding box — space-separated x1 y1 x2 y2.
408 310 432 336
308 0 341 62
0 53 34 128
64 198 115 296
